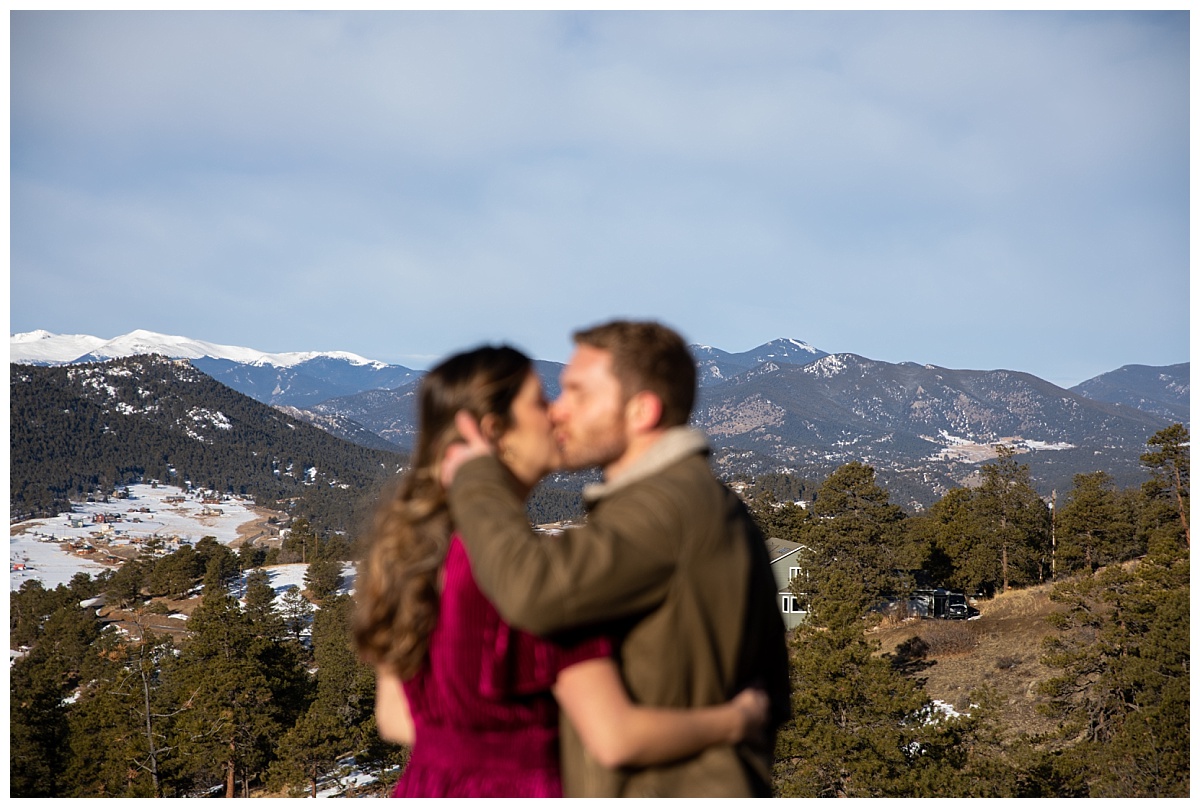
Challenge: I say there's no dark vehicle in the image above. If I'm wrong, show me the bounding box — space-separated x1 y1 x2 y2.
911 588 980 620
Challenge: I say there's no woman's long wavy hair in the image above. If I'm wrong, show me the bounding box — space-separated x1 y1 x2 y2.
353 345 533 678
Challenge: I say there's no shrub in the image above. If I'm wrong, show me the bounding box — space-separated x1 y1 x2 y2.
917 620 980 657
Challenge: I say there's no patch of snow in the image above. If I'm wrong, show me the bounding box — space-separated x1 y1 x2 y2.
929 699 968 719
803 354 848 379
782 338 820 354
1022 439 1074 451
189 407 233 430
10 483 260 591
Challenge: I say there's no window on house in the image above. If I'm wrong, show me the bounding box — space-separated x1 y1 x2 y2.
788 566 803 581
780 593 810 614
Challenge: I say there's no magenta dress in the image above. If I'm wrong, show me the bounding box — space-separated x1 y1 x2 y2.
391 536 610 798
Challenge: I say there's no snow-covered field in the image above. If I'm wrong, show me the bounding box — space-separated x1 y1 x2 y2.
11 482 267 591
926 433 1077 464
255 560 357 606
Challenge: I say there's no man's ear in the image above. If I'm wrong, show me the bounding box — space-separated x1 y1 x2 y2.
624 390 663 434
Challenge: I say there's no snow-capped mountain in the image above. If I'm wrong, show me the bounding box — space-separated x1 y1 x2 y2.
11 329 388 369
692 338 829 386
10 330 108 364
10 330 420 409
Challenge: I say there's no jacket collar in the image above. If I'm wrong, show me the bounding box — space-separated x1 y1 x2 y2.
582 426 710 505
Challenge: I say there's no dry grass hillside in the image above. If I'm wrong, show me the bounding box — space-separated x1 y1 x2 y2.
868 582 1065 739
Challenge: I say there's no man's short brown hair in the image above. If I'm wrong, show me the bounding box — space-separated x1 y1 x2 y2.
573 320 696 429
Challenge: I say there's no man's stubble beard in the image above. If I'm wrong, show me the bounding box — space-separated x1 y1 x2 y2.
557 421 627 474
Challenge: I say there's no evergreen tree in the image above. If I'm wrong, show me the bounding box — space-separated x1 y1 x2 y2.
355 713 410 794
10 646 71 796
905 487 978 588
105 557 149 608
305 556 344 605
11 578 80 649
10 597 102 796
162 583 310 797
63 625 177 797
1054 472 1137 575
242 568 285 640
238 541 267 571
267 705 349 797
195 536 240 592
147 544 201 598
1039 548 1189 795
1035 425 1191 796
1138 423 1190 552
773 568 1013 796
805 462 909 616
923 449 1051 595
282 517 319 564
268 595 377 795
973 448 1051 591
311 595 375 726
1139 423 1189 548
747 490 811 545
279 585 314 645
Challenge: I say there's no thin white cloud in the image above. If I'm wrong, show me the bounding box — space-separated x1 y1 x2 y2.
10 10 1189 385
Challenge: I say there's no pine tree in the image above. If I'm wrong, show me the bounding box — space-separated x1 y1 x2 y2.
147 544 201 598
748 490 811 544
1039 549 1189 795
772 568 1014 796
195 536 240 592
1139 423 1190 550
305 555 344 606
10 596 103 796
1055 472 1137 575
10 647 72 796
63 625 177 797
105 557 149 608
279 584 314 645
162 582 310 797
242 568 286 641
311 595 375 726
805 462 909 616
268 705 349 797
355 713 410 794
921 449 1051 595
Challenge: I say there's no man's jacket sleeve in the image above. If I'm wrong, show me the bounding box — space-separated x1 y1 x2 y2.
447 455 676 636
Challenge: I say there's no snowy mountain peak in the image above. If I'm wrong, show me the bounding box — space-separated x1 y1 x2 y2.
781 338 821 353
12 329 57 342
11 330 386 369
10 331 107 364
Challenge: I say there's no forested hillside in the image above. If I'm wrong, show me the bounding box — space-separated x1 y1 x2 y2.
751 424 1189 797
10 357 407 536
11 424 1187 797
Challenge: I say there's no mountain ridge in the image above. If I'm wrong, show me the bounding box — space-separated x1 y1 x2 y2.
11 329 1187 509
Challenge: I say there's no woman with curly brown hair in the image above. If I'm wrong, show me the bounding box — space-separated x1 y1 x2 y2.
354 345 765 798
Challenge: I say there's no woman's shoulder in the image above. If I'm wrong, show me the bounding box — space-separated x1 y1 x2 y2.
443 533 481 595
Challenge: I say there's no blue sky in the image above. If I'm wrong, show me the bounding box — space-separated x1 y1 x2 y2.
9 10 1190 387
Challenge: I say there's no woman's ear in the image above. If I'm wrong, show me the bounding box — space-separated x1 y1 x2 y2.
479 412 501 445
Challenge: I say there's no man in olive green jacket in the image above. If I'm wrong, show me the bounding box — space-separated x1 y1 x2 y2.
445 321 790 797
